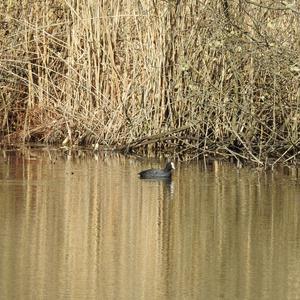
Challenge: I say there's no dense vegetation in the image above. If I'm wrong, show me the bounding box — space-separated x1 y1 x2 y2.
0 0 299 166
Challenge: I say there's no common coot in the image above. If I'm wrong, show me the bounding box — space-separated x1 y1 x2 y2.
138 162 175 179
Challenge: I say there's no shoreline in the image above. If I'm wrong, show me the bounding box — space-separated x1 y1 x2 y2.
1 142 299 168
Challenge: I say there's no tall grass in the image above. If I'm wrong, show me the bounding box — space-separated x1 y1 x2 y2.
0 0 299 165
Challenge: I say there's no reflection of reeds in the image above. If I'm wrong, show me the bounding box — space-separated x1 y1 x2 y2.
0 1 299 165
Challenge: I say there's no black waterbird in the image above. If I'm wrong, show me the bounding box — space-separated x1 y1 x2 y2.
138 162 175 179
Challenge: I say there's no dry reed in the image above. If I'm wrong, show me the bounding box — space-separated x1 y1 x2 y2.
0 0 299 166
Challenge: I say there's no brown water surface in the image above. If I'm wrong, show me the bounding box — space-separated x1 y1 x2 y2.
0 149 300 300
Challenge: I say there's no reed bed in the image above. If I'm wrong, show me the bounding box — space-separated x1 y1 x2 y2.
0 0 299 166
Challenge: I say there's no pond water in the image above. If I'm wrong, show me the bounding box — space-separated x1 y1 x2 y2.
0 148 300 300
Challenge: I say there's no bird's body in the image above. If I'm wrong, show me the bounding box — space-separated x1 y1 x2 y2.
138 162 175 179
